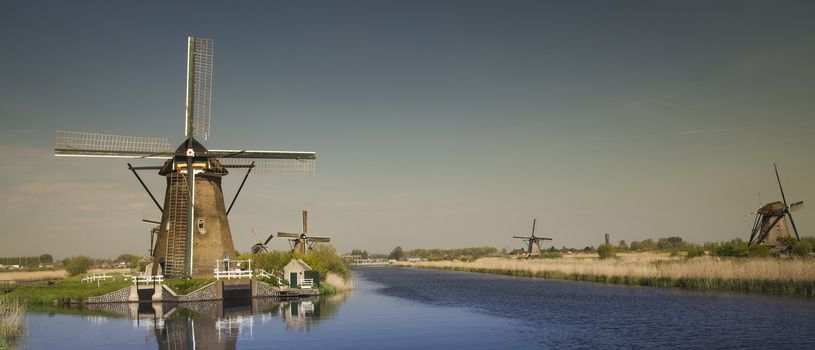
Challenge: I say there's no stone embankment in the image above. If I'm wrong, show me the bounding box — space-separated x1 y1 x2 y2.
87 280 318 303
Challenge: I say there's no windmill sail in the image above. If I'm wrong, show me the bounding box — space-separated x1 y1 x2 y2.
186 36 214 142
214 150 316 175
55 131 172 158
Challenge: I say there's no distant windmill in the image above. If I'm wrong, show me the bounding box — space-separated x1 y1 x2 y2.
278 210 331 254
250 229 274 254
747 163 804 247
54 36 316 278
513 218 552 258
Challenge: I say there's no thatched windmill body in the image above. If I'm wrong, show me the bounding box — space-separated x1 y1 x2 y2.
278 210 331 254
514 218 552 258
54 37 316 278
748 164 804 247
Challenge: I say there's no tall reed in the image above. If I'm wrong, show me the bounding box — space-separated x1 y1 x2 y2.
0 298 26 348
399 256 815 295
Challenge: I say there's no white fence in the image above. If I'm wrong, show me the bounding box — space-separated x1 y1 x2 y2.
256 269 284 286
214 258 253 280
81 273 113 283
214 269 253 280
132 275 164 284
300 278 314 289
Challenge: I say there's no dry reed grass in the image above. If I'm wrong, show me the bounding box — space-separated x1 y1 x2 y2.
0 298 26 347
326 272 354 291
402 255 815 282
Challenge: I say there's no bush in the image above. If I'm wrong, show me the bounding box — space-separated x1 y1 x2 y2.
239 250 294 275
686 246 705 259
597 244 616 259
537 251 563 259
303 245 351 281
748 245 771 258
63 256 93 276
712 240 749 257
792 242 813 257
777 236 798 247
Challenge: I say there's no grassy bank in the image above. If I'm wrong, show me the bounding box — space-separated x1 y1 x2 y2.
0 268 130 282
2 276 130 305
0 298 25 349
397 255 815 296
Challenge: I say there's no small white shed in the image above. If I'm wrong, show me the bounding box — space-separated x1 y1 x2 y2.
283 259 312 288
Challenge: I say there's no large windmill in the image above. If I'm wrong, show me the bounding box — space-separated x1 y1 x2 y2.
747 163 804 247
513 218 552 258
278 210 331 254
54 37 316 278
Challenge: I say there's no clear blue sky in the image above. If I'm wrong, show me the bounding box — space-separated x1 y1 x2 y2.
1 0 813 258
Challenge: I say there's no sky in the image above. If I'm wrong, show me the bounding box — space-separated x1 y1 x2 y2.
1 0 813 259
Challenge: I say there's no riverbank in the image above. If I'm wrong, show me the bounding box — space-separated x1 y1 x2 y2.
3 275 344 305
0 268 130 282
396 255 815 295
2 276 131 305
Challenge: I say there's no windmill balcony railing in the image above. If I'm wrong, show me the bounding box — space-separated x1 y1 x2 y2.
132 275 164 285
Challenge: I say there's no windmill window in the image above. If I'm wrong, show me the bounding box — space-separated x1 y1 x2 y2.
197 219 205 230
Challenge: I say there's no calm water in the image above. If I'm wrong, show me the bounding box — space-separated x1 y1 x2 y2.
20 267 815 349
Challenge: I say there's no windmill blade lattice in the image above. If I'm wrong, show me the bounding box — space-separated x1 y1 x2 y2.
55 131 172 158
186 37 214 142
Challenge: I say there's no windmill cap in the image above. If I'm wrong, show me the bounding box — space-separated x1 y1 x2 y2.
757 201 786 215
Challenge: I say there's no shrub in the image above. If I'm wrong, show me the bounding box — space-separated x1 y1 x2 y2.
63 256 93 276
777 236 798 247
537 251 563 259
597 244 616 259
303 245 351 281
712 240 749 257
686 246 705 259
748 244 771 258
239 250 293 275
792 242 813 257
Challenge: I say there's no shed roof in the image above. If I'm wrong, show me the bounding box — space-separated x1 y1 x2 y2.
285 259 312 271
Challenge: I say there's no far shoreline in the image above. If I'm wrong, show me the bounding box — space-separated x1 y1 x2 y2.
394 254 815 296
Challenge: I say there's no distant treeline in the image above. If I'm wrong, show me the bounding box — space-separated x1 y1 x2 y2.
404 246 499 261
362 235 815 262
0 254 52 267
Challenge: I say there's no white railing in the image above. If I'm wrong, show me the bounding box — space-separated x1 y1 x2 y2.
300 278 314 289
132 275 164 284
81 273 113 283
256 269 284 286
214 269 253 280
350 258 389 266
214 258 252 280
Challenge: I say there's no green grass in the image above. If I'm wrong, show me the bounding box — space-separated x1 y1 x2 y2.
2 277 130 305
408 265 815 296
318 283 337 295
163 278 215 295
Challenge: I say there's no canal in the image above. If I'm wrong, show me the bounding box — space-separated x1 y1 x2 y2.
19 267 815 349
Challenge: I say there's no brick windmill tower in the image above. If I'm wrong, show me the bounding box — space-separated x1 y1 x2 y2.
54 37 316 278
